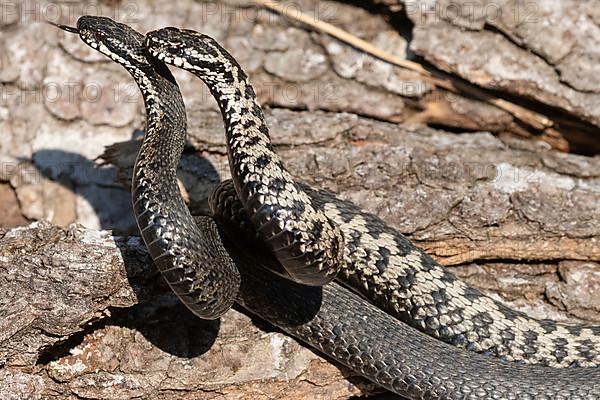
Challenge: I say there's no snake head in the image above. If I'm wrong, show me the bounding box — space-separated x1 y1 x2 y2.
145 27 240 82
71 16 148 67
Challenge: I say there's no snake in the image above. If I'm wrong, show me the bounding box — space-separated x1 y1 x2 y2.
144 26 600 369
53 16 600 399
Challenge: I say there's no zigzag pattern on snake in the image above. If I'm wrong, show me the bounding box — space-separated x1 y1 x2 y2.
53 15 600 399
145 27 600 369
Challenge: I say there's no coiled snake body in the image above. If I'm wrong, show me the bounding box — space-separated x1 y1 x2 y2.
145 27 600 369
56 16 600 399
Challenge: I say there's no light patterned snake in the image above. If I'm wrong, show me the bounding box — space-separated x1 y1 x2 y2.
54 16 600 399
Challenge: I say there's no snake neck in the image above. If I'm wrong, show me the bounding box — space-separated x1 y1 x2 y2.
75 20 240 319
125 54 242 320
132 64 187 172
209 70 270 148
198 63 344 286
129 62 191 238
202 68 280 193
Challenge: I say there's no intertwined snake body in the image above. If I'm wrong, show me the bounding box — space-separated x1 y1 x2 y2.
57 16 600 399
60 18 241 319
145 27 600 369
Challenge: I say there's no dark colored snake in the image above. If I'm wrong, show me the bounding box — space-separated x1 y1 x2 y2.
53 16 600 399
145 26 600 369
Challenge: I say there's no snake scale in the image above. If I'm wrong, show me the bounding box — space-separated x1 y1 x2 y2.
54 16 600 399
145 27 600 369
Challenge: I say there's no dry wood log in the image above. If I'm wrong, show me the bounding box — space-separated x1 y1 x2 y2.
2 107 599 397
0 1 599 398
0 221 380 399
365 0 600 153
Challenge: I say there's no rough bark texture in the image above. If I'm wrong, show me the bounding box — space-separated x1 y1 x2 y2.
0 221 376 399
370 0 600 153
0 0 599 398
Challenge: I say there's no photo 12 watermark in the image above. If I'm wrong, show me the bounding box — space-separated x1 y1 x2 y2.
404 1 539 25
1 80 140 106
186 79 340 106
0 77 341 107
188 1 339 24
0 1 140 25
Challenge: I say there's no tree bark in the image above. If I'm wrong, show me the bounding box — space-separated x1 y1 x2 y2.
3 107 599 398
1 0 599 398
368 0 600 153
0 221 378 399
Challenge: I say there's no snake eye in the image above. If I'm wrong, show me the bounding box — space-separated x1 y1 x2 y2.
167 46 179 55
